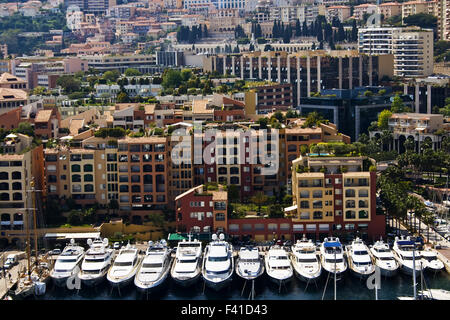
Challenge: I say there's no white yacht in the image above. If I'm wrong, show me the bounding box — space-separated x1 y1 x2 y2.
345 238 375 279
290 236 322 283
319 237 347 280
170 236 202 287
107 244 141 288
421 248 444 273
369 240 399 277
134 240 172 292
78 238 114 287
50 239 85 287
202 234 234 291
265 245 293 285
235 246 264 281
392 236 424 275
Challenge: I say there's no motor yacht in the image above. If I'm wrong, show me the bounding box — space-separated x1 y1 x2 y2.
78 238 114 287
290 236 321 283
202 234 234 291
392 236 424 275
345 238 375 279
319 237 347 280
265 245 293 285
50 239 85 287
107 243 141 288
134 240 172 292
235 246 264 281
421 248 444 273
170 236 202 287
369 239 399 277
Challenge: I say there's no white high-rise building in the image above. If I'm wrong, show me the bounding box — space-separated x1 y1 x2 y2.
358 27 434 78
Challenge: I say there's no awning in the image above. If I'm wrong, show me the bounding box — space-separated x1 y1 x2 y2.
167 233 187 241
44 232 100 240
284 205 297 212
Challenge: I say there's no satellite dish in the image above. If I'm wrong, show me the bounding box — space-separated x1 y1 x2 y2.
211 234 218 241
406 236 410 241
148 241 153 246
336 238 339 242
324 238 328 242
70 238 75 244
161 239 167 246
103 238 109 246
219 233 225 241
395 236 399 241
87 239 92 246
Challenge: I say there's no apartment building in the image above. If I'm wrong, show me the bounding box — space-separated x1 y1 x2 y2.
401 0 429 19
81 54 160 74
243 83 294 115
34 108 61 140
378 2 402 19
369 113 450 153
203 51 394 107
0 88 28 115
44 135 170 215
0 73 27 90
358 27 434 78
353 3 377 20
0 134 44 245
175 184 228 234
325 5 351 23
289 155 384 241
269 5 319 24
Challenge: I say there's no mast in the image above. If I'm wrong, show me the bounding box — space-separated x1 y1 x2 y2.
31 178 39 268
25 207 31 280
413 243 417 300
334 247 336 300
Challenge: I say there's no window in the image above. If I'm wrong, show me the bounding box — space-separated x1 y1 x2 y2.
358 189 369 197
313 190 322 198
313 211 323 219
293 224 304 231
229 224 239 232
346 200 356 208
84 174 93 182
345 224 355 230
300 190 309 198
267 223 277 231
72 174 81 182
345 189 355 197
84 184 94 192
306 224 316 231
83 164 93 172
71 164 81 172
345 210 356 219
47 165 56 172
300 212 310 220
358 210 369 219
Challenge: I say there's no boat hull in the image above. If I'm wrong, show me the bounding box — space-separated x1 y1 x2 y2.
51 275 70 288
349 267 374 280
379 266 398 277
79 273 107 287
171 271 201 287
235 264 265 281
293 267 321 283
135 271 170 292
266 272 293 286
203 273 233 291
108 274 135 288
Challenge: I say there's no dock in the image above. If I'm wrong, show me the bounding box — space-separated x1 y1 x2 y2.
0 251 29 299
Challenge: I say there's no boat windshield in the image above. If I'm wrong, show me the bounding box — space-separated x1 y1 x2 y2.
325 258 343 263
375 248 390 253
143 263 163 268
208 256 228 262
57 258 77 263
114 261 132 267
354 250 368 255
240 258 259 263
379 257 394 261
272 266 290 270
422 256 436 262
178 259 197 263
325 248 342 254
85 257 106 262
55 269 72 273
271 256 288 260
82 270 100 274
179 243 200 247
354 261 371 266
402 255 422 261
298 258 317 263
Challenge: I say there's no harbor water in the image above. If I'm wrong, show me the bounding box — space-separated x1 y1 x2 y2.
37 270 450 300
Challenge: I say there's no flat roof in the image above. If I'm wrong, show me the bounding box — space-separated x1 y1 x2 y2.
44 232 100 239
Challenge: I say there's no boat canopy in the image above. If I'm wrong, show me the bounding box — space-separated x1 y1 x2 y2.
324 242 341 248
397 240 415 246
168 233 187 241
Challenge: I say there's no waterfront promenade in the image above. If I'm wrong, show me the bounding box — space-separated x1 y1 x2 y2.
0 251 29 299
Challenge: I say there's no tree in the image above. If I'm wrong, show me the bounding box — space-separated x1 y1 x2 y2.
102 70 121 82
391 94 411 113
180 69 192 82
303 112 326 128
124 68 142 77
268 204 284 218
378 109 392 130
162 69 182 89
251 192 269 216
351 19 358 42
227 185 240 203
255 24 262 38
403 13 437 29
117 91 130 103
15 122 34 136
56 75 81 93
295 19 301 37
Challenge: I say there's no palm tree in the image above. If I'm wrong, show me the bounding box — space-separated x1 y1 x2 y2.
381 130 393 151
422 211 435 244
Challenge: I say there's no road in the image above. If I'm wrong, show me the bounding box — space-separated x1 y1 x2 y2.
0 251 29 299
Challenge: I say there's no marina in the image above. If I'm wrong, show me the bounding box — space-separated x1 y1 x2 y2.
2 233 449 300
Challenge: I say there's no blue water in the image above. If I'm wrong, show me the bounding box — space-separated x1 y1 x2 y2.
37 271 450 300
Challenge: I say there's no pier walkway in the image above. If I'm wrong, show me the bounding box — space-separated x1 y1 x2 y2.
0 251 28 299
